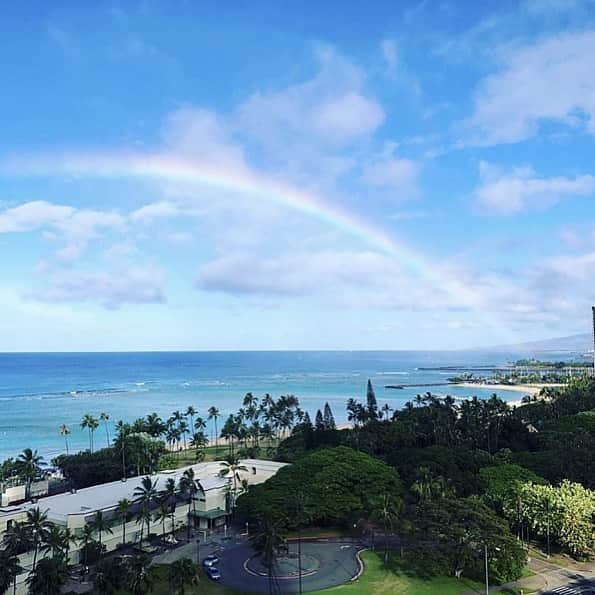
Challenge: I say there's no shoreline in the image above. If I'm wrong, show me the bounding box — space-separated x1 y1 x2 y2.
452 381 565 396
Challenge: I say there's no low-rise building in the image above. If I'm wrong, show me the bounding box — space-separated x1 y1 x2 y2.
0 458 286 594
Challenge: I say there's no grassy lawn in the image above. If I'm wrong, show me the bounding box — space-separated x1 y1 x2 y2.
312 551 483 595
119 551 507 594
284 526 348 540
158 443 275 469
141 565 238 595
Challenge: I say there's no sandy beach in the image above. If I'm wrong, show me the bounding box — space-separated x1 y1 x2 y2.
453 382 565 398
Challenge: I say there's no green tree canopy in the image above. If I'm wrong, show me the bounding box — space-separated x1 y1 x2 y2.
237 446 402 529
480 463 546 513
503 480 595 559
409 496 526 584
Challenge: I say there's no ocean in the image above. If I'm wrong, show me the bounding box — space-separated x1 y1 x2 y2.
0 350 566 462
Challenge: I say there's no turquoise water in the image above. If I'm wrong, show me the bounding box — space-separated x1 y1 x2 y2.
0 350 557 461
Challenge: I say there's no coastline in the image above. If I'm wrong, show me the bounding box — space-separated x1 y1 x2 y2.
452 382 565 397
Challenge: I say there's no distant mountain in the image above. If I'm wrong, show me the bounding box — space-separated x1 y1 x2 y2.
488 333 593 353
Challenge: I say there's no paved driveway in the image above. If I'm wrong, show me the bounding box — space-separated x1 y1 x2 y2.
217 539 363 593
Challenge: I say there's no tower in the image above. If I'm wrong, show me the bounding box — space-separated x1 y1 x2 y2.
592 306 595 376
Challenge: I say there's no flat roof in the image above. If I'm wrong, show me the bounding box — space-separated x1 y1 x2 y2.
22 459 286 521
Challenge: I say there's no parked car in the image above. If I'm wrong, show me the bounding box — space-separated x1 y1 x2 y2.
205 566 221 580
202 554 219 567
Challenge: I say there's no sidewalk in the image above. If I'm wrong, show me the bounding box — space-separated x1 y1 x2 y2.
462 556 595 594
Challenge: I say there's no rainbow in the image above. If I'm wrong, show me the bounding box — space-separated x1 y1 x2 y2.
3 151 486 314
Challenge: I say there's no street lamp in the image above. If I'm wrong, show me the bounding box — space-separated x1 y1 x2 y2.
484 545 501 595
121 433 127 482
196 535 200 564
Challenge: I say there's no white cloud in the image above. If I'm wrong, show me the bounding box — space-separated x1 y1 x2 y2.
0 201 75 232
464 30 595 145
311 92 384 143
37 267 166 309
237 45 384 152
381 39 399 76
0 200 126 261
474 162 595 214
197 249 460 312
162 107 249 171
130 201 180 223
361 143 419 196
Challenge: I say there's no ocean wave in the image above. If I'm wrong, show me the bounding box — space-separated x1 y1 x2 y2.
0 386 129 401
376 372 409 376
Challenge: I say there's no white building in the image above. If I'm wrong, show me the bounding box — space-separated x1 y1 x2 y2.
0 458 286 594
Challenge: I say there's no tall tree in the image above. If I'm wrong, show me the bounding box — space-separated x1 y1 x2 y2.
314 410 324 432
372 492 400 564
127 554 156 595
154 500 171 543
168 558 199 595
219 455 248 508
81 414 99 454
100 412 111 448
133 476 158 543
115 498 132 548
17 447 44 501
185 406 196 434
25 507 51 570
366 379 378 421
26 557 69 595
251 514 286 595
41 524 72 559
208 406 220 455
59 424 71 455
323 402 336 430
90 510 113 554
179 468 205 540
0 549 22 595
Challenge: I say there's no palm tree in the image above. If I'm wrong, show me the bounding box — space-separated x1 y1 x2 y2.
145 413 165 438
179 420 190 450
81 414 99 453
251 514 286 595
78 524 96 566
59 424 71 455
26 557 69 595
115 498 132 548
289 491 312 595
127 554 155 595
133 476 158 543
90 510 113 554
381 403 392 421
0 549 22 595
168 558 199 595
100 412 111 448
25 507 51 570
179 469 205 540
17 447 44 501
154 500 171 543
135 504 152 547
208 406 220 455
2 521 32 556
372 493 399 564
41 524 70 559
189 431 208 462
185 406 196 434
163 477 178 539
219 455 248 509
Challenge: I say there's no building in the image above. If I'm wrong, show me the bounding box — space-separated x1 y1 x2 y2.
0 478 50 507
1 458 286 594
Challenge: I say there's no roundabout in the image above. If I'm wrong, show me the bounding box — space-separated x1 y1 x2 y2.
217 539 364 593
245 552 321 578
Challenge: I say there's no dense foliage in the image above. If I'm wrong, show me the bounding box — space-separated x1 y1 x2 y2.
502 480 595 559
237 446 402 529
270 376 595 567
408 497 526 583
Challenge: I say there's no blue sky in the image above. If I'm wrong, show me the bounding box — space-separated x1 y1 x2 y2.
1 0 595 351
